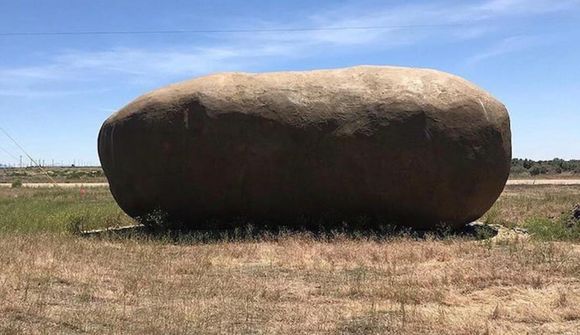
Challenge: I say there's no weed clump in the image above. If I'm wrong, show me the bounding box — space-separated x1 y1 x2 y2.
66 214 88 235
136 209 182 232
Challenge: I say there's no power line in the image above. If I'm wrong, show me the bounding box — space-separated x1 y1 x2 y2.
0 126 57 184
0 23 466 37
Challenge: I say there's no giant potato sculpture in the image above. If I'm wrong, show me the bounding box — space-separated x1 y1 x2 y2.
98 66 511 229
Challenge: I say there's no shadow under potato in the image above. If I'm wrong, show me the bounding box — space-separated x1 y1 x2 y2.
80 210 499 243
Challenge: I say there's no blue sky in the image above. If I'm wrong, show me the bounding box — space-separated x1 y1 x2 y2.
0 0 579 166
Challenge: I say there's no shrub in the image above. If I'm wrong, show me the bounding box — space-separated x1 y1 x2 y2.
510 165 528 176
11 180 22 188
529 165 547 176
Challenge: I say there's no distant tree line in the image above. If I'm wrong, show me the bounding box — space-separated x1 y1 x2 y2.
511 158 580 176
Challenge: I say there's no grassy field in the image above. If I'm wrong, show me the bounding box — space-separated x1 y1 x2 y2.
0 167 106 184
1 166 579 185
0 187 131 234
483 185 580 241
0 186 579 334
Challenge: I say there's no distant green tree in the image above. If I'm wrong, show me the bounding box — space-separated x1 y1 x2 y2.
529 165 547 176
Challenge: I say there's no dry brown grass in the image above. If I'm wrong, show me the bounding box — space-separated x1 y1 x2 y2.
0 233 578 334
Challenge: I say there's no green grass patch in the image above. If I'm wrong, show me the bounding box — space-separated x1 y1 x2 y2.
0 187 134 234
524 216 580 241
